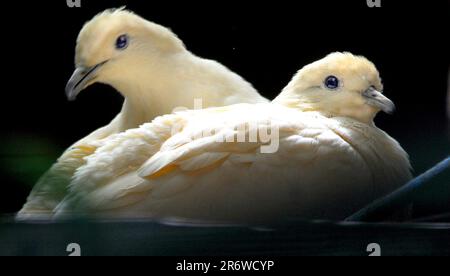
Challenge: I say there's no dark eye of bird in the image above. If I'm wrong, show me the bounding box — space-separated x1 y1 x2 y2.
324 76 340 90
115 34 129 50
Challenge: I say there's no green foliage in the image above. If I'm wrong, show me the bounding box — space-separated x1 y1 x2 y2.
0 136 62 187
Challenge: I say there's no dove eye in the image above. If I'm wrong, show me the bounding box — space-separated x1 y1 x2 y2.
324 76 340 90
115 34 129 50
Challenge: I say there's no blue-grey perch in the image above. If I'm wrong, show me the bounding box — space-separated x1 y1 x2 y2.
346 157 450 222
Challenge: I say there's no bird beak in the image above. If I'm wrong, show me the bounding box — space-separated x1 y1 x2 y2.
362 87 396 114
65 61 108 101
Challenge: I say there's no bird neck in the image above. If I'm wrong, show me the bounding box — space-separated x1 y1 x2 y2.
105 49 263 132
113 76 181 131
108 52 218 131
117 97 155 131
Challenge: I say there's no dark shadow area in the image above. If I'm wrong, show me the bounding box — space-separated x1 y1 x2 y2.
0 218 449 256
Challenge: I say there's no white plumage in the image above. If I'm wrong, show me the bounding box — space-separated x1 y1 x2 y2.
54 52 412 222
17 8 267 219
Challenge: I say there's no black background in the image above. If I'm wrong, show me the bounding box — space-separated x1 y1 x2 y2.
0 0 448 214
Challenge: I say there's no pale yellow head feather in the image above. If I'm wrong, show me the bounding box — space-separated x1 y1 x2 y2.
274 52 390 124
75 8 185 68
65 8 188 101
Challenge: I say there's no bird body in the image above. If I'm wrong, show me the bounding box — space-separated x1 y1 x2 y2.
53 53 412 222
17 8 267 219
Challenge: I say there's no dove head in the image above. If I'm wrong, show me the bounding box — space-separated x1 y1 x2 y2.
65 8 185 101
275 52 395 124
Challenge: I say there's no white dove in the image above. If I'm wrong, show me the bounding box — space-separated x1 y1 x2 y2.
54 52 412 222
17 8 267 219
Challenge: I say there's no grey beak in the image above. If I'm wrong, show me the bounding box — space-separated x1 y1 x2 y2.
65 61 107 101
362 87 396 114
